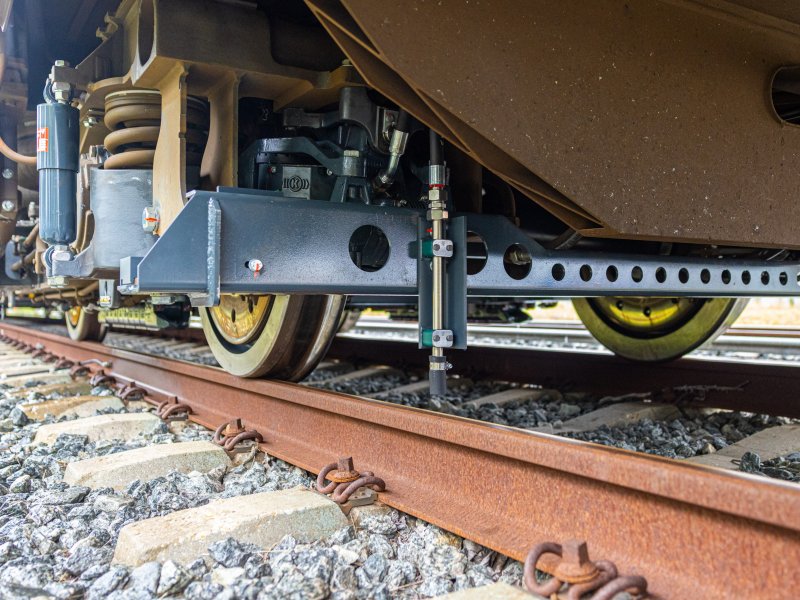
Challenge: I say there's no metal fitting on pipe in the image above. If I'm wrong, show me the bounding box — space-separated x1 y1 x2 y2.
373 109 410 191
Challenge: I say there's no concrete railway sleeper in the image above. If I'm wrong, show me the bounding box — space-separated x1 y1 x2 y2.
0 322 798 597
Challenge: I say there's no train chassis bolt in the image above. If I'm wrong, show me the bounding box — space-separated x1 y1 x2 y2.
142 206 160 233
246 259 263 274
1 200 14 211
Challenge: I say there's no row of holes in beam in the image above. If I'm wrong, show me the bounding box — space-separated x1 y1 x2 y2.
551 263 798 287
347 227 798 288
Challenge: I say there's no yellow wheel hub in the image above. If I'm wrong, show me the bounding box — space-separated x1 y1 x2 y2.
67 306 82 328
590 297 700 336
209 295 271 345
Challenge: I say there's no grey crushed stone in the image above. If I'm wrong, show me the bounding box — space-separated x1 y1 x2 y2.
0 377 523 599
737 450 800 482
564 411 796 459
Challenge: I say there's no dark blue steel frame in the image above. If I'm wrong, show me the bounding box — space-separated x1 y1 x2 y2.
125 187 800 303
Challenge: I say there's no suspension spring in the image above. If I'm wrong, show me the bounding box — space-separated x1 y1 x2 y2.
103 90 209 170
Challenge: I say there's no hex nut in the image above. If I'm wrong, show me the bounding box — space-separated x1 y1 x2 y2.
142 207 160 233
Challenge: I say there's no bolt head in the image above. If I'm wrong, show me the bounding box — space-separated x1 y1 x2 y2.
51 247 72 262
1 200 14 212
142 207 159 233
247 259 263 273
1 168 13 180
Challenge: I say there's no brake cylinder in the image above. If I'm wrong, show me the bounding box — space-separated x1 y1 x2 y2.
36 99 79 246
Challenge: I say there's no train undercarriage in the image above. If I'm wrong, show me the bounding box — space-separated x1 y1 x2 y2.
1 0 800 392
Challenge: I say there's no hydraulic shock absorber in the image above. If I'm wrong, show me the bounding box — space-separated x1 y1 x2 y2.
426 131 453 395
36 75 79 259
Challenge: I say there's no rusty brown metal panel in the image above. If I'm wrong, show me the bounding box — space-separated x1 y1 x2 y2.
2 322 799 598
321 0 800 248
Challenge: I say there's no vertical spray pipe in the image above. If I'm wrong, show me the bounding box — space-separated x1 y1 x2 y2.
37 81 79 248
428 131 450 395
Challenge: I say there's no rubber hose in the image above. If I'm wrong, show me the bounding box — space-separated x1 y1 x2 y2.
0 134 35 165
429 130 442 165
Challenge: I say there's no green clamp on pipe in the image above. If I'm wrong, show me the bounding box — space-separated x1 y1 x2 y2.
420 238 435 259
420 328 434 348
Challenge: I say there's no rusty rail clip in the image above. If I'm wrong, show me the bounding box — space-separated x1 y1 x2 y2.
89 369 116 387
523 539 648 599
156 397 193 420
53 358 74 370
117 381 147 402
212 418 263 452
69 363 91 378
316 457 386 505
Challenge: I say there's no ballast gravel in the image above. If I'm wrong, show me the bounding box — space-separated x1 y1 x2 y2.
0 380 525 599
737 450 800 482
563 411 796 459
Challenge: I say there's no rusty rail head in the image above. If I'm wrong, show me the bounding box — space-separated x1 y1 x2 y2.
316 457 386 504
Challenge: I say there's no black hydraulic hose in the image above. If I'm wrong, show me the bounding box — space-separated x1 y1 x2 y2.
429 129 442 165
395 109 410 133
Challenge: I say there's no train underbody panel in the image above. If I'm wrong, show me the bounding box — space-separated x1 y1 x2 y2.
1 0 800 390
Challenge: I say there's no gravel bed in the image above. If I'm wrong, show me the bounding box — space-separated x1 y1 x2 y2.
312 372 411 396
563 411 796 459
737 451 800 482
0 379 525 599
104 333 219 367
302 363 356 383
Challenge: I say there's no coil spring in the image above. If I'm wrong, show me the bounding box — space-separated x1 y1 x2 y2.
103 90 209 169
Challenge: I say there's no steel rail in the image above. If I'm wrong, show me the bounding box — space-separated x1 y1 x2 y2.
2 322 799 598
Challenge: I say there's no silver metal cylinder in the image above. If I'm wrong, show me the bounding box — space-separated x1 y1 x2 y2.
432 219 443 357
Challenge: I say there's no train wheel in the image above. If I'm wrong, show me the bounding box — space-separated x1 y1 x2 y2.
572 297 748 362
199 294 343 379
65 306 106 342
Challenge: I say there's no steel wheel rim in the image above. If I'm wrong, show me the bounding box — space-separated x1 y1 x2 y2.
573 297 748 362
587 297 703 339
209 295 272 345
200 294 344 380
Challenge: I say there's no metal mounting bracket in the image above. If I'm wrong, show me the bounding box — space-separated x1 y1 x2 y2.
126 187 800 300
